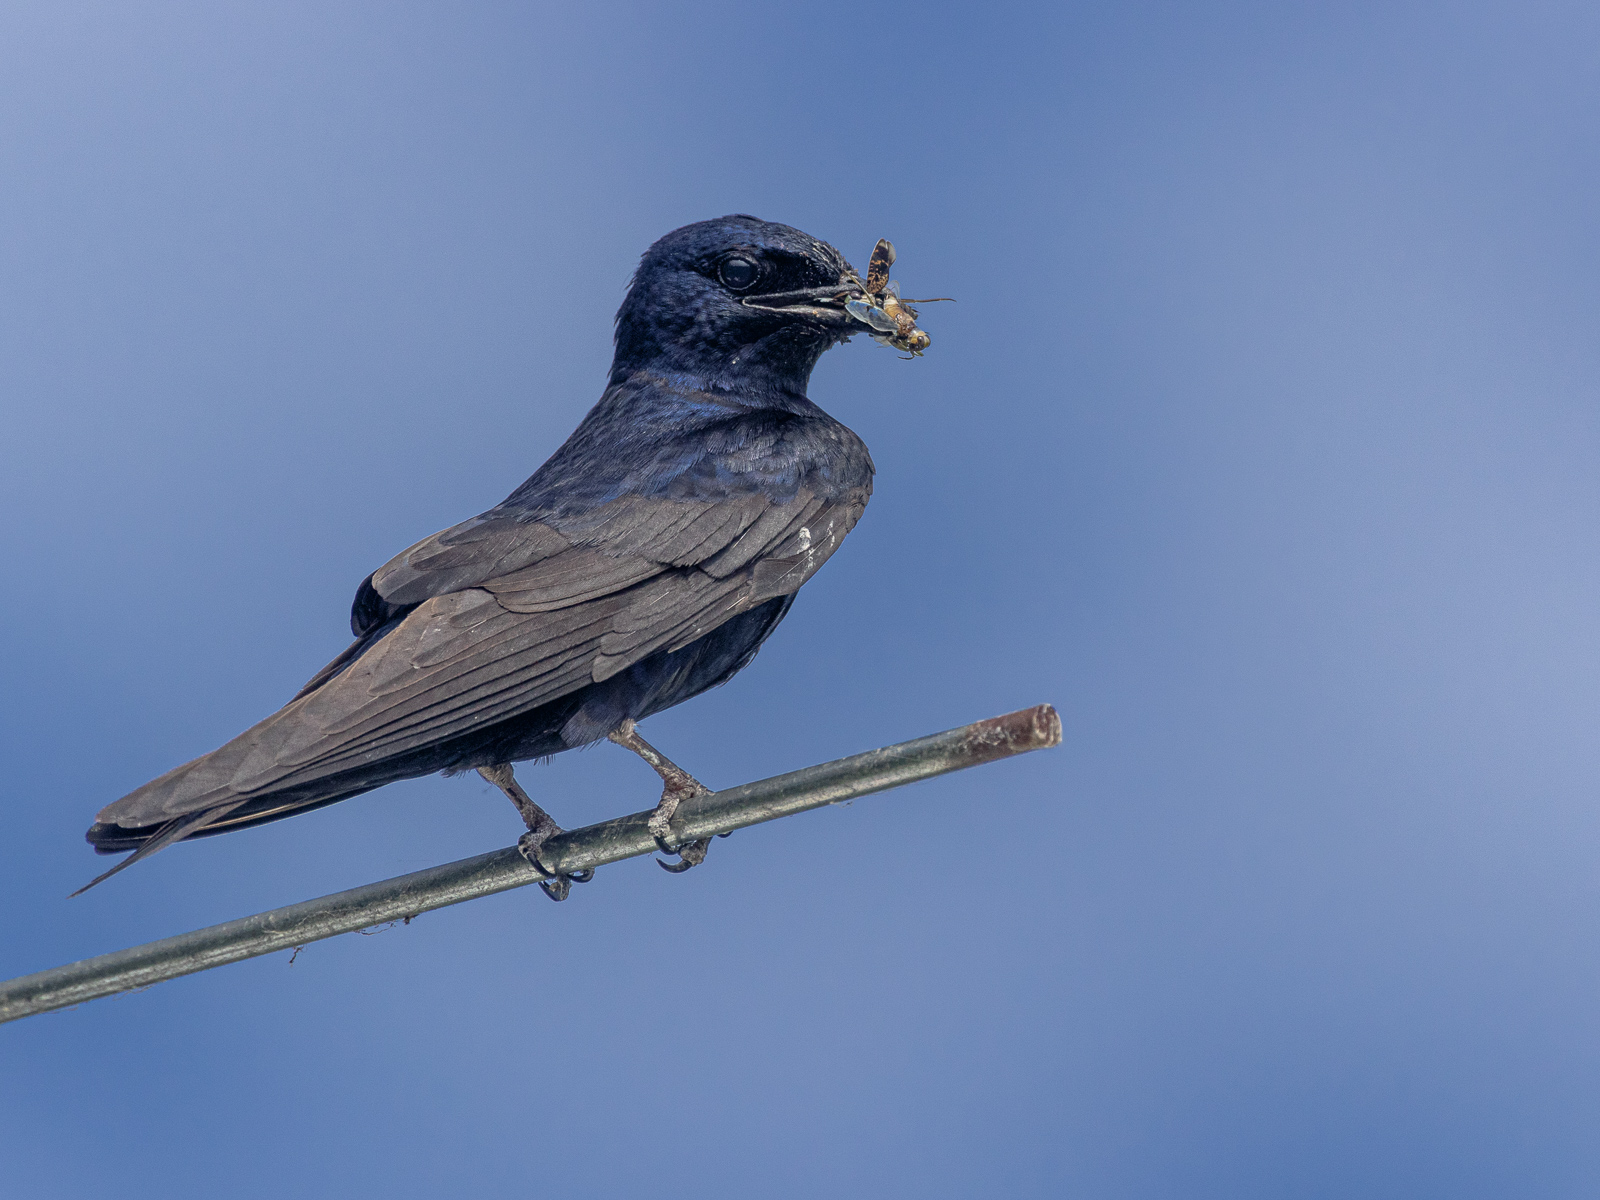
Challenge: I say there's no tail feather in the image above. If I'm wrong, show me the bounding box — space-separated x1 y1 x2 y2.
88 629 382 835
71 800 249 896
76 633 390 891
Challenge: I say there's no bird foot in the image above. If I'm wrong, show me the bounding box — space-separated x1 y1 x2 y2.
656 837 711 873
481 763 592 903
535 871 594 902
516 828 595 901
646 775 714 871
608 719 719 874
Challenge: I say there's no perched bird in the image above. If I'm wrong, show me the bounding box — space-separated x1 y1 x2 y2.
82 215 910 899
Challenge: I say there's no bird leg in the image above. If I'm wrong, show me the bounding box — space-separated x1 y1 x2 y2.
477 763 593 901
606 719 715 872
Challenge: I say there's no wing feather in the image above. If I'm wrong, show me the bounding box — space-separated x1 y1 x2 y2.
484 548 666 612
374 518 572 605
97 480 870 831
699 495 826 577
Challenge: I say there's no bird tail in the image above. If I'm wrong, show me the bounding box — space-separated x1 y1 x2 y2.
72 800 249 896
75 631 388 895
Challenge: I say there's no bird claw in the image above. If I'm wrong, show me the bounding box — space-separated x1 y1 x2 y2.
517 828 558 876
518 829 593 902
656 838 710 873
608 718 719 876
648 784 713 872
536 868 594 902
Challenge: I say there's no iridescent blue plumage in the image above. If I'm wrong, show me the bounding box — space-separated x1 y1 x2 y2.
82 216 877 889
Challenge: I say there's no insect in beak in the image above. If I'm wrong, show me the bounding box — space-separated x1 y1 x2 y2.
739 238 950 356
841 239 951 358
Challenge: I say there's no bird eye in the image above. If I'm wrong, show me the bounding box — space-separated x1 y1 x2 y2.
717 255 760 292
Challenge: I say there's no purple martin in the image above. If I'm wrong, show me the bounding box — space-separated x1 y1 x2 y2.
81 215 900 898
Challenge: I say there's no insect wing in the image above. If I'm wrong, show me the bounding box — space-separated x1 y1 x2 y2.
865 239 896 294
846 297 899 333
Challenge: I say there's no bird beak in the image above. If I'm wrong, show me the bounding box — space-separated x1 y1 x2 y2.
739 284 859 328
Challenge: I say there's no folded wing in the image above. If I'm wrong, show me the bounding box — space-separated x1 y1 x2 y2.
93 485 867 836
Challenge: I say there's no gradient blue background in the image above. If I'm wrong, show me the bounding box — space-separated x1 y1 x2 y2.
4 3 1599 1195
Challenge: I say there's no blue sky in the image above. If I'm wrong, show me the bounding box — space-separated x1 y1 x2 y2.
4 2 1600 1195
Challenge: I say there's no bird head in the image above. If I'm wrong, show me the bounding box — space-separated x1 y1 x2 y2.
610 215 864 394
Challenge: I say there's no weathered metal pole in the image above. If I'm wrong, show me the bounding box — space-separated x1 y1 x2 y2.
0 705 1060 1025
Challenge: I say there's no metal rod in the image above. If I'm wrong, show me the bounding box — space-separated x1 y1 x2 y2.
0 704 1060 1025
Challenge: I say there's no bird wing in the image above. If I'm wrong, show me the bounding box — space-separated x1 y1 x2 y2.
94 486 866 829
